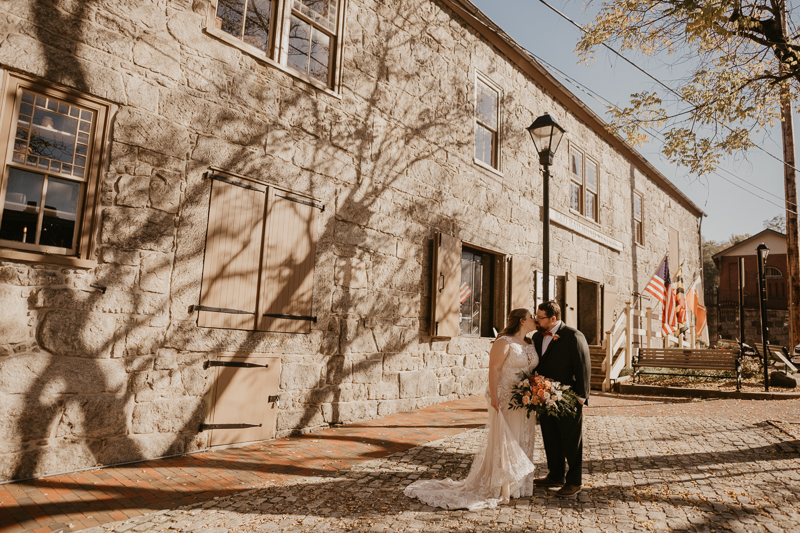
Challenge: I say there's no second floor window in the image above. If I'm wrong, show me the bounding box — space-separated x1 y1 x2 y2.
569 146 599 222
475 76 500 170
210 0 343 90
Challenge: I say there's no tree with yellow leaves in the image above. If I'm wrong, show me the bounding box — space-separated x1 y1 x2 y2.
579 0 800 352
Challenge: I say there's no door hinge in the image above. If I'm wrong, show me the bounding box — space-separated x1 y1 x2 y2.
204 361 269 369
200 423 262 431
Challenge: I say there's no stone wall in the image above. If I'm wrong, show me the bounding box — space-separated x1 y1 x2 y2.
0 0 702 480
711 306 792 349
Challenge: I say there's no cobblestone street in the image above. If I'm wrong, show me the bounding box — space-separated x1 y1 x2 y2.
83 398 800 533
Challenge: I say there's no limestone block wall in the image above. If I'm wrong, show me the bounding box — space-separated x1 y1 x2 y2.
0 0 701 480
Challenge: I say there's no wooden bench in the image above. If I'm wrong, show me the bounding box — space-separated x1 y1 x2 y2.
633 348 742 391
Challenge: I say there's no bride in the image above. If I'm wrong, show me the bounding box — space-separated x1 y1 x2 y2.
404 308 540 510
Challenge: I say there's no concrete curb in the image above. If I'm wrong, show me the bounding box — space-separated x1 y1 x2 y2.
616 383 800 400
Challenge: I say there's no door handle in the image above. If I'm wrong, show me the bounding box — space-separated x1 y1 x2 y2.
438 272 444 292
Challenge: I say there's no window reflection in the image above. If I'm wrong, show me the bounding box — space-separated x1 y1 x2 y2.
0 168 43 244
14 90 92 180
40 177 79 248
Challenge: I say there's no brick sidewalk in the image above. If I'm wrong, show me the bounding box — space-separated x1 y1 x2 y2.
1 393 798 533
0 396 487 533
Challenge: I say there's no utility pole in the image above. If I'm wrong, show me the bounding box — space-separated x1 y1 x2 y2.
779 0 800 353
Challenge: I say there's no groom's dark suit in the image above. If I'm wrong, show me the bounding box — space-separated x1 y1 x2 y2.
533 322 591 486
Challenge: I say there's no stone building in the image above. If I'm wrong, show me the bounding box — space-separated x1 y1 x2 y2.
710 229 792 348
0 0 703 481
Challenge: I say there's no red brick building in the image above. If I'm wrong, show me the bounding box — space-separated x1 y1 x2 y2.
712 229 791 347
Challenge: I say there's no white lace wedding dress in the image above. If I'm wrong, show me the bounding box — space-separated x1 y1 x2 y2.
404 337 540 510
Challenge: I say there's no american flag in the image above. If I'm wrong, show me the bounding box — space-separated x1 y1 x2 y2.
459 282 472 304
644 257 669 305
645 257 678 335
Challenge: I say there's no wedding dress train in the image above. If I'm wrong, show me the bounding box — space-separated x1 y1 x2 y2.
404 338 539 510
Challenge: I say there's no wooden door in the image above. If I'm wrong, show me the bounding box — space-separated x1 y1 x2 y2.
204 354 280 447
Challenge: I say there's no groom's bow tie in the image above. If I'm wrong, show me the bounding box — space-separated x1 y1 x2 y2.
543 331 554 337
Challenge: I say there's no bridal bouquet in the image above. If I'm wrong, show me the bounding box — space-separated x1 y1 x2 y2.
508 370 580 419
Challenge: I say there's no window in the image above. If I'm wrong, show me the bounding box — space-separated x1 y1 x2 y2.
0 73 109 267
475 76 500 170
196 170 323 333
460 247 494 337
765 266 782 278
568 145 599 222
633 192 643 245
431 233 509 338
208 0 344 90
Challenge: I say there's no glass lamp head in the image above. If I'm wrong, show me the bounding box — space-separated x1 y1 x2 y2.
527 113 566 165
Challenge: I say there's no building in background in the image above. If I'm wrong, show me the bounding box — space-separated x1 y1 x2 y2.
710 229 791 347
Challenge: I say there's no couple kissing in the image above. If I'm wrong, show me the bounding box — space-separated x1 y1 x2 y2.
405 301 591 510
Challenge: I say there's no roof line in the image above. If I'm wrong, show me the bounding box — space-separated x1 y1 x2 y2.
711 228 785 259
442 0 706 218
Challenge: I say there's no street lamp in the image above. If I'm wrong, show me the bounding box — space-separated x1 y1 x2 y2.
756 242 770 391
527 113 566 303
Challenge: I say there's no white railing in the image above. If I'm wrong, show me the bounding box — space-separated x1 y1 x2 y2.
602 303 697 391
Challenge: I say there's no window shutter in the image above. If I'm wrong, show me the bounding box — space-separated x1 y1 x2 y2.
602 284 617 341
257 188 320 333
564 272 578 327
431 232 461 337
197 177 266 329
509 256 532 311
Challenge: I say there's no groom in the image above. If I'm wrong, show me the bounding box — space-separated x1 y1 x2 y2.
531 300 591 498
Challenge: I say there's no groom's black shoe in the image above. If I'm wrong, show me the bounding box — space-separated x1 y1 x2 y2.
556 484 581 498
533 477 564 488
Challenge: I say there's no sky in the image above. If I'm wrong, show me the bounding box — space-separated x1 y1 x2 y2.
470 0 793 243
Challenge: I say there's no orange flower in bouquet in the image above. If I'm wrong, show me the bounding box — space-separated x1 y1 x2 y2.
508 370 580 419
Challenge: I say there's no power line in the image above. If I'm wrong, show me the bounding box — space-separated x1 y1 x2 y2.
534 0 800 175
526 49 798 216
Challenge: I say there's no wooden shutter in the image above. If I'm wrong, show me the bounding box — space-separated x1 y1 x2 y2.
431 232 461 337
510 256 532 311
534 271 555 309
198 177 266 329
564 272 578 327
602 284 617 341
257 188 320 333
669 227 680 270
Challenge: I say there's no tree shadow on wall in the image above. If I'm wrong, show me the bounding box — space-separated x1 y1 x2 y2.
8 0 501 490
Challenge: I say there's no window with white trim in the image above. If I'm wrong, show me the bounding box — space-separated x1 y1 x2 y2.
475 76 500 170
569 145 599 222
208 0 344 90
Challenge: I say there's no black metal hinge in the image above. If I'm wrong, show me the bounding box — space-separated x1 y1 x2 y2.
274 193 325 211
192 305 255 315
262 313 317 322
207 173 265 192
200 423 262 431
204 361 269 369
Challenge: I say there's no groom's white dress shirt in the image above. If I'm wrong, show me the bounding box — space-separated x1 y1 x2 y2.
541 320 561 353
